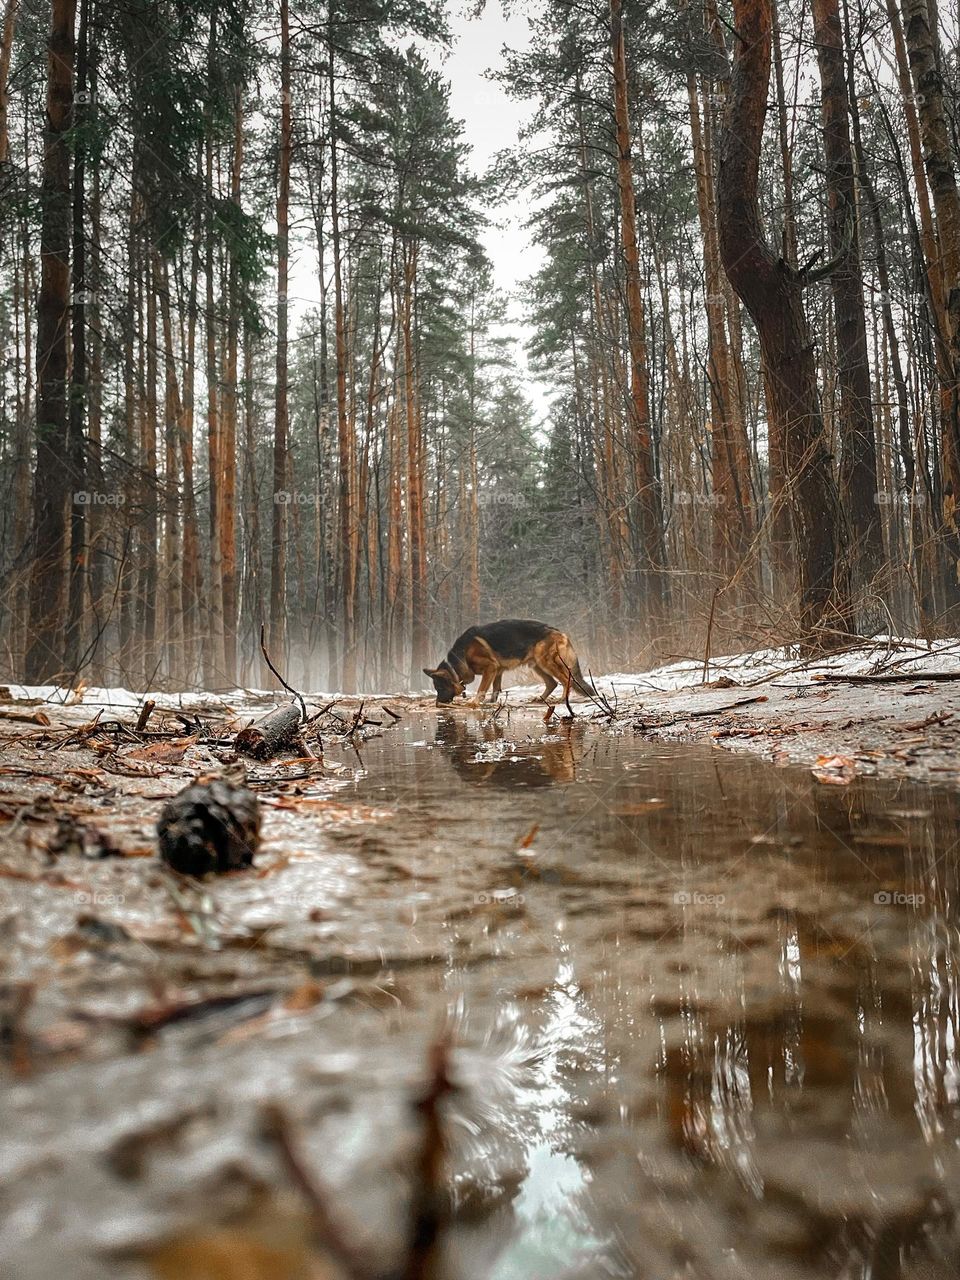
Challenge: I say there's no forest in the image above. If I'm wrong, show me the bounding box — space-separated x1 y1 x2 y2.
0 0 957 693
8 4 960 1278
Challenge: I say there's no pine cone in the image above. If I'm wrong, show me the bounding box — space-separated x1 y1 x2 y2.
157 779 261 877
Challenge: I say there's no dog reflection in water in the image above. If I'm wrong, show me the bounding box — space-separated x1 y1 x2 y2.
434 714 584 787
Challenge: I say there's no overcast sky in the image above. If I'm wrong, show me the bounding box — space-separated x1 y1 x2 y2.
444 2 540 291
289 2 551 418
443 1 550 416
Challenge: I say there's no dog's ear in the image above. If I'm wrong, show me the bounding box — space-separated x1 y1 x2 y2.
423 667 439 678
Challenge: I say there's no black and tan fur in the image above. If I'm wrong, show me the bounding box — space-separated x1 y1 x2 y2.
423 618 596 706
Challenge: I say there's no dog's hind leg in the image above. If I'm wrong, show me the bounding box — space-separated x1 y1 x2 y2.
534 664 558 702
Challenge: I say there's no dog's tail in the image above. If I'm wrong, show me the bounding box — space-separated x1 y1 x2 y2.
570 657 598 699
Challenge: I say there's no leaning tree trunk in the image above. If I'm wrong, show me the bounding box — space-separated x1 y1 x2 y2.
812 0 885 625
716 0 851 644
25 0 76 683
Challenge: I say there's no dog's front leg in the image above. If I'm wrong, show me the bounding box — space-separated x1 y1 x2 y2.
469 666 496 706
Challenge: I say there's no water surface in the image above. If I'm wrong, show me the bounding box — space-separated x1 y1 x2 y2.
2 707 960 1279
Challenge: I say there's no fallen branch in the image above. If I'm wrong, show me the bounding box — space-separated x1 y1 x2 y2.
816 672 960 685
259 622 307 723
640 694 768 731
135 699 156 732
901 710 954 731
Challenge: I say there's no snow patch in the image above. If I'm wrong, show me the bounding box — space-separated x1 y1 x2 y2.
3 636 960 709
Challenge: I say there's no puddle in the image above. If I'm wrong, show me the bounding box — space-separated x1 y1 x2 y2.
2 708 960 1278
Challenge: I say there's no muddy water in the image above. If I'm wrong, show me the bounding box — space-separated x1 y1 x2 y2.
3 707 960 1279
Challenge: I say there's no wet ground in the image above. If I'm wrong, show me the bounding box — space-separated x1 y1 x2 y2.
2 703 960 1278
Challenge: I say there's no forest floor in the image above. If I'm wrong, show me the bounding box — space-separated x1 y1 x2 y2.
7 634 960 789
604 638 960 786
4 638 960 1279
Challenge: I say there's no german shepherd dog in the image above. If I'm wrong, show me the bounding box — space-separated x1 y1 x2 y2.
423 618 596 706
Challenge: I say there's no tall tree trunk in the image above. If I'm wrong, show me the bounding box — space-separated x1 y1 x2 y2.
139 251 158 681
403 244 428 677
812 0 884 622
86 8 105 677
12 202 33 670
900 0 960 614
119 184 138 673
609 0 666 623
717 0 851 642
269 0 291 672
181 209 202 680
157 253 185 684
687 71 755 587
328 5 355 690
769 0 797 266
66 0 89 674
221 85 243 684
843 0 929 620
466 287 480 620
204 8 225 683
0 0 18 166
241 322 265 683
25 0 75 683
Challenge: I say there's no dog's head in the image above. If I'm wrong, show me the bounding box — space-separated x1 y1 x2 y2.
423 664 465 705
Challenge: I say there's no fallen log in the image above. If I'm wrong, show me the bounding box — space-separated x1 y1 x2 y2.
815 672 960 684
157 778 261 876
234 702 302 759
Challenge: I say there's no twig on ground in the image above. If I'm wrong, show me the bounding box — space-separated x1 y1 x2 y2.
639 694 768 731
135 699 156 732
404 1035 455 1280
702 586 721 684
901 711 953 731
261 1102 377 1280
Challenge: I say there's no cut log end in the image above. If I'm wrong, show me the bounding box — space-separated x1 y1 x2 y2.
234 702 302 760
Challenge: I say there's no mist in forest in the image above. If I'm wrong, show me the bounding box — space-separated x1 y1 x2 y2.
0 0 956 692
